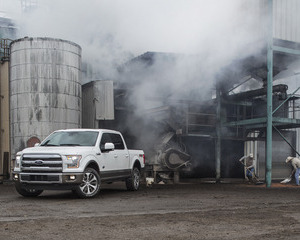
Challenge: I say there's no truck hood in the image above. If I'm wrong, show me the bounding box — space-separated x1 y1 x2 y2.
19 146 95 156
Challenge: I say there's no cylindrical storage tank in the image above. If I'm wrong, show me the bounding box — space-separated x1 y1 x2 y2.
10 37 82 157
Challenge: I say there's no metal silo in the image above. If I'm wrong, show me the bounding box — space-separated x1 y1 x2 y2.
10 37 82 157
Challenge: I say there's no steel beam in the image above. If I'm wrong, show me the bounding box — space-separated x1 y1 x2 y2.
224 117 300 129
215 87 221 183
266 0 273 188
273 46 300 55
223 117 267 127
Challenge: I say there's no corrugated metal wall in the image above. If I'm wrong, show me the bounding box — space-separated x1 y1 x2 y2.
273 0 300 42
243 0 300 43
82 80 114 129
10 37 82 157
94 81 114 121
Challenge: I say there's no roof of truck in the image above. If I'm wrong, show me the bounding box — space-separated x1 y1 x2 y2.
54 128 120 134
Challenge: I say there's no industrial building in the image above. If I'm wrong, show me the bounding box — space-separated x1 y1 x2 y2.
82 48 300 183
0 0 300 186
82 1 300 185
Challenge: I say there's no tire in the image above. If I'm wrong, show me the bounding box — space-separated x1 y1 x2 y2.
75 168 101 198
126 167 140 191
15 182 43 197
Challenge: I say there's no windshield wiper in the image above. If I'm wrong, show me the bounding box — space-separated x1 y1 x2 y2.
41 140 58 146
59 144 81 146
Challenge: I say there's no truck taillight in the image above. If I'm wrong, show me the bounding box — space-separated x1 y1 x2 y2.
140 154 145 164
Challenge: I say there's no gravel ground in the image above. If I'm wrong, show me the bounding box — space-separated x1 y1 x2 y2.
1 180 300 240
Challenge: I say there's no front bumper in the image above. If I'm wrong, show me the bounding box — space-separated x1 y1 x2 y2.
12 172 84 185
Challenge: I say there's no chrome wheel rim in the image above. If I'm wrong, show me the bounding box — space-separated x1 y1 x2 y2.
79 172 99 196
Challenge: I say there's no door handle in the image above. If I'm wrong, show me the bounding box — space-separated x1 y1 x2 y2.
114 154 118 158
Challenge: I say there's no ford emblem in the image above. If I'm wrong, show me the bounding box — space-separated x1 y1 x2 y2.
35 160 44 165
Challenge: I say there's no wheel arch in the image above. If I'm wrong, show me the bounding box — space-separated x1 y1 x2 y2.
133 160 141 171
85 160 100 173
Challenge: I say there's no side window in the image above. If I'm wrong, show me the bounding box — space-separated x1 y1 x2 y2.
111 134 125 150
100 133 125 150
100 133 112 150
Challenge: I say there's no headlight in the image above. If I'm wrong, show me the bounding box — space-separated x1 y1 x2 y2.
15 155 21 168
66 155 82 168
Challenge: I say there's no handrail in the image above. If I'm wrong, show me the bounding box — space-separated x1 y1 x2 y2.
0 38 12 59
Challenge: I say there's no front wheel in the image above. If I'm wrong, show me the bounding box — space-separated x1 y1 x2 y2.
126 167 140 191
75 168 101 198
15 182 43 197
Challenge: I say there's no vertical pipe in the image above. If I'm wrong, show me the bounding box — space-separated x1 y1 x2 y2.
266 0 273 188
215 87 221 183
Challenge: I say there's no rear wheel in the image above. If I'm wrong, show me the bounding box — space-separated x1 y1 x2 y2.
15 182 43 197
75 168 100 198
126 167 140 191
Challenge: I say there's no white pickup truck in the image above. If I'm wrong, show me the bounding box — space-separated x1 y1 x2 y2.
13 129 145 198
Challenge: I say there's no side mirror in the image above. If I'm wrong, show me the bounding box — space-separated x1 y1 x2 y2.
101 142 115 152
34 143 40 147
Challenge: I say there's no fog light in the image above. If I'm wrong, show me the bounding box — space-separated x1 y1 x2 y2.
13 174 19 180
69 175 76 180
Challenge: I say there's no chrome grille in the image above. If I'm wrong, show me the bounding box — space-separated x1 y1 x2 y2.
21 154 63 173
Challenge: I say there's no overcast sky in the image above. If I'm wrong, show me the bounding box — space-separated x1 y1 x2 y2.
1 0 270 89
1 1 263 59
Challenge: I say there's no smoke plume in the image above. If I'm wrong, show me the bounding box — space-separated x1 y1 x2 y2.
6 0 265 85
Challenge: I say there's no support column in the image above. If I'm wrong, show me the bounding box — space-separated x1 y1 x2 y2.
215 87 221 183
266 0 273 188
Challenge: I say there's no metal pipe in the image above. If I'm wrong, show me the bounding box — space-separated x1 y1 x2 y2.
227 84 287 101
266 0 273 188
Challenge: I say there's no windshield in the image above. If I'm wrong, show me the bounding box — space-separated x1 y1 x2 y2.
41 131 99 147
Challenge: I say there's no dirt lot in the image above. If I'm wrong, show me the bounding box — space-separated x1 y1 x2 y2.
1 180 300 240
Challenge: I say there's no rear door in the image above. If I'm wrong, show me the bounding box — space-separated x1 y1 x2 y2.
110 133 130 170
98 132 130 178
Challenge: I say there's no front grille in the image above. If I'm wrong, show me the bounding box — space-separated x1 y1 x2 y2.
21 154 63 173
20 174 60 182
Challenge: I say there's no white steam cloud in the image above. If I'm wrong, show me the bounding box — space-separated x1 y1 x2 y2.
3 0 269 116
4 0 266 83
